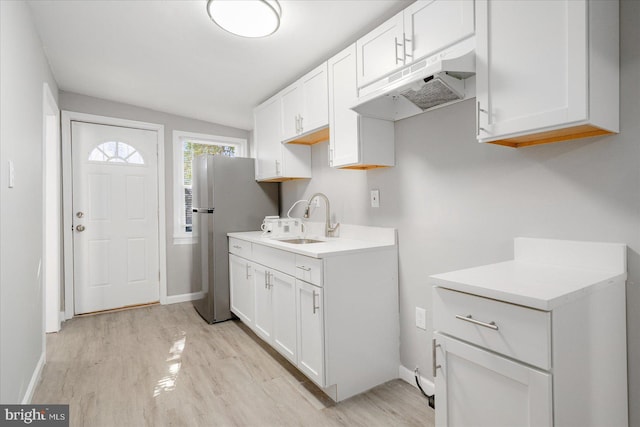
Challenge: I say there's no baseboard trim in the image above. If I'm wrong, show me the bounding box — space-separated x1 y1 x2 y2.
21 351 46 404
165 291 203 305
398 365 435 396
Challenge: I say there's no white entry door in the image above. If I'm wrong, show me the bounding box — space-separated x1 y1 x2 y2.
72 122 160 314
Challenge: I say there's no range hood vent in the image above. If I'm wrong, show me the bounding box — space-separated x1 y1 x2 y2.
400 74 465 110
352 40 476 121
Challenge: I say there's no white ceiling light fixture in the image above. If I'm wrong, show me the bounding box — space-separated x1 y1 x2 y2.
206 0 282 38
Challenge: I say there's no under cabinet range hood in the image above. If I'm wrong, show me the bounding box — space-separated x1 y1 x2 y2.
352 41 476 121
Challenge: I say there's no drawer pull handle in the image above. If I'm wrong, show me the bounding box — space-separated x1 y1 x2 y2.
296 265 311 271
455 314 499 330
232 245 242 249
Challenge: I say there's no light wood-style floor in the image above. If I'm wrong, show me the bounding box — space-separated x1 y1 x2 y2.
33 302 435 427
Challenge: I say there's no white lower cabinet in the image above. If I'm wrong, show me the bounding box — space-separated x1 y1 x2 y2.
271 271 297 363
433 278 628 426
229 254 254 326
228 236 399 402
252 263 273 341
434 332 552 427
295 279 324 387
252 264 297 364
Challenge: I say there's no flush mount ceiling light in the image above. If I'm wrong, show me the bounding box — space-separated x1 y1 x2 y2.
206 0 282 38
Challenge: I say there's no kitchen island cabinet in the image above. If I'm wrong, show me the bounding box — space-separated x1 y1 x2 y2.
431 237 628 426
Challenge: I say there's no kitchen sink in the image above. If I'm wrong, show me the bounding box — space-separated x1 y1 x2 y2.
278 238 325 244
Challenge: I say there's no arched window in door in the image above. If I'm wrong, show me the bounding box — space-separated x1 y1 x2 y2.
89 141 145 165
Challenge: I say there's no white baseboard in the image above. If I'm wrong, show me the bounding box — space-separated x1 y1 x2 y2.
164 291 203 305
399 365 435 396
21 351 46 404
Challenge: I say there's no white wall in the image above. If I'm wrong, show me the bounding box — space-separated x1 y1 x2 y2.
282 0 640 422
0 1 59 403
59 92 250 297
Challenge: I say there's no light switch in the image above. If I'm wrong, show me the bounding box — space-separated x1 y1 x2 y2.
370 189 380 208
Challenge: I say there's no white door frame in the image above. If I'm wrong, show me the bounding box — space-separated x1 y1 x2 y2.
61 111 167 319
42 83 61 332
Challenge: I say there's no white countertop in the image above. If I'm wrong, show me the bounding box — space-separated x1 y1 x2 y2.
429 237 627 311
430 260 625 310
228 224 396 258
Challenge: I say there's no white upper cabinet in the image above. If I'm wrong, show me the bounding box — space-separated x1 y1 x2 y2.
356 11 404 90
328 44 394 169
254 95 281 180
404 0 474 65
254 94 312 182
281 62 330 144
356 0 474 90
476 0 619 147
280 82 303 142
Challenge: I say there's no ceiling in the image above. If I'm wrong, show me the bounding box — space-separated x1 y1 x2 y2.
28 0 410 131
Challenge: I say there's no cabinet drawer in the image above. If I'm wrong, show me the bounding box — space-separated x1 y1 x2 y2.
229 238 252 258
295 255 323 287
253 243 296 276
433 287 551 370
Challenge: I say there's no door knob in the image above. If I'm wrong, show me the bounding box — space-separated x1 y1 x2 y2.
76 211 84 218
76 225 86 232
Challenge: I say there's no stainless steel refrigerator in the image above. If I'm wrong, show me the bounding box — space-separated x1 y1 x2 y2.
192 155 278 323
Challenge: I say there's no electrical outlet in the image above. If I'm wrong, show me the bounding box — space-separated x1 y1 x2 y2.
415 307 426 330
370 189 380 208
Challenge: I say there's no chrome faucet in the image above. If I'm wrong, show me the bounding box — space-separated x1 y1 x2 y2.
304 193 340 237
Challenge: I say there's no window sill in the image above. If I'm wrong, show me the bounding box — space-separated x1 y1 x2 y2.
173 235 194 245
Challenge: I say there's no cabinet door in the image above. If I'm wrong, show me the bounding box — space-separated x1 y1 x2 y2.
356 11 404 89
476 0 588 142
271 271 297 364
301 62 329 134
328 44 360 167
281 82 303 141
229 254 254 326
434 333 552 427
296 280 325 387
253 264 273 342
404 0 474 64
254 95 282 180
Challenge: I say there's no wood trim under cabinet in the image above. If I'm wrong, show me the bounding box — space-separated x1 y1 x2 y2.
486 124 614 148
284 127 330 145
338 164 392 170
